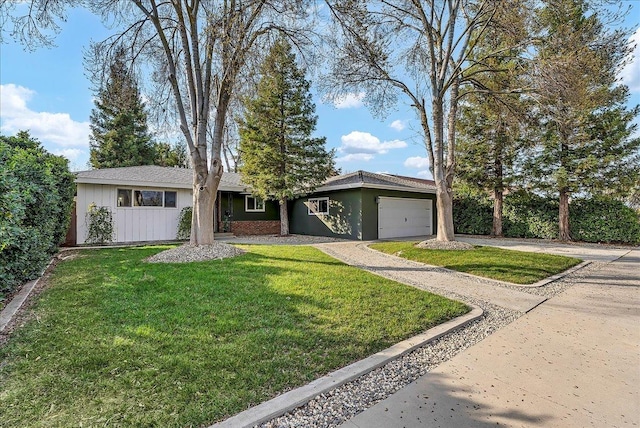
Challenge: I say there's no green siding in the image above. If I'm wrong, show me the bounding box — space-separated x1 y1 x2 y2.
219 192 279 221
290 189 363 239
291 188 437 240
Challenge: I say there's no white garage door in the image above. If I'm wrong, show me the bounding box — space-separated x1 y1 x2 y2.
378 197 432 239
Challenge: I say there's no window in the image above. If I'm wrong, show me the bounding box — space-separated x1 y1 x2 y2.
117 189 178 208
308 197 329 215
164 191 177 208
245 195 265 212
134 190 164 207
117 189 132 207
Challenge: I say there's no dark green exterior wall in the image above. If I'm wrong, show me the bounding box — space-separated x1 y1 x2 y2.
290 188 437 240
289 189 363 240
219 192 279 222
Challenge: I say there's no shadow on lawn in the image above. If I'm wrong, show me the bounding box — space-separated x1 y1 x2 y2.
0 245 457 427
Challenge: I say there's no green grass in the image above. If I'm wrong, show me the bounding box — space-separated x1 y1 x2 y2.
0 245 468 427
369 242 581 284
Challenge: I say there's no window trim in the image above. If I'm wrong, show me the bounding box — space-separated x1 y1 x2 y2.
308 197 330 215
245 195 266 212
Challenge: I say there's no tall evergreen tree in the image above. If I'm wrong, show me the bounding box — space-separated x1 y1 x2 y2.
89 47 155 169
456 93 525 236
154 142 189 168
239 37 335 236
456 0 530 236
526 0 639 240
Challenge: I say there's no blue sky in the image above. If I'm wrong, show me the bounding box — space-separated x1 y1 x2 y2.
1 5 639 177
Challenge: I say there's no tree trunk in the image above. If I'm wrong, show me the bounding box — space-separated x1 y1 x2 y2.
279 199 289 236
492 189 503 237
430 93 455 242
559 189 571 241
435 188 455 241
191 186 215 245
190 159 223 245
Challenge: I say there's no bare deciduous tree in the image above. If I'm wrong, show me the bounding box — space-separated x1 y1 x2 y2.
324 0 526 241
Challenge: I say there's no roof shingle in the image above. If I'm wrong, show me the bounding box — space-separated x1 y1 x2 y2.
75 166 245 191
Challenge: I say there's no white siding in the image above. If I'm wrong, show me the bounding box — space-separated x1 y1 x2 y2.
76 183 192 244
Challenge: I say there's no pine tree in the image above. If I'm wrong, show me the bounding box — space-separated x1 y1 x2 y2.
456 0 530 236
89 47 155 169
456 93 524 236
239 37 335 236
154 142 189 168
526 0 639 240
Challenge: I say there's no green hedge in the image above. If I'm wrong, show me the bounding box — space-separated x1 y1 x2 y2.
453 195 492 235
454 192 640 244
0 132 75 298
569 198 640 244
502 193 558 239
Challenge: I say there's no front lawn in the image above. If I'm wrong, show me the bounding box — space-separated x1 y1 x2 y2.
369 242 581 284
0 245 468 427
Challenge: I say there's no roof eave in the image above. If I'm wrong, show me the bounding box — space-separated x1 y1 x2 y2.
75 177 191 189
76 177 245 192
314 182 436 194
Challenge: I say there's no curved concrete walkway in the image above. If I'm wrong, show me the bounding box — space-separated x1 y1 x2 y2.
456 236 633 263
314 242 546 313
339 248 640 428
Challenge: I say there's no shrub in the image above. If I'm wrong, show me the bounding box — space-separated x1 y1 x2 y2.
570 197 640 244
453 195 492 235
0 132 75 297
176 206 192 240
85 204 115 244
503 192 558 239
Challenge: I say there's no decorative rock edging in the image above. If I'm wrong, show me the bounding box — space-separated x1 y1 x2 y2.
209 306 483 428
0 258 56 334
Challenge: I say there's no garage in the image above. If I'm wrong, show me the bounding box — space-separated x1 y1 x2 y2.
378 196 432 239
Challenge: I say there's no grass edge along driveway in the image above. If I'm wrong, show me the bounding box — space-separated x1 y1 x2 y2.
369 241 581 284
0 244 468 428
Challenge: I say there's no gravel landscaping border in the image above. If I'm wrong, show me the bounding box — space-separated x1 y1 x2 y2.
144 242 245 263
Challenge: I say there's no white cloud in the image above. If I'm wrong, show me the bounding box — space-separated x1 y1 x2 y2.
620 27 640 92
336 153 374 163
0 84 90 148
333 92 365 109
417 170 433 179
340 131 407 155
404 156 430 169
389 119 407 131
53 148 85 162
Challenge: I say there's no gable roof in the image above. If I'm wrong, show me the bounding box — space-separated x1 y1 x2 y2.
315 170 436 194
75 165 245 192
75 166 435 194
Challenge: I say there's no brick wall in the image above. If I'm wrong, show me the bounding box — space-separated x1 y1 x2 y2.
222 220 281 235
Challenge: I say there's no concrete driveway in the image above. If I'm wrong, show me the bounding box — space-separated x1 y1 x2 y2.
340 248 640 427
456 235 633 262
